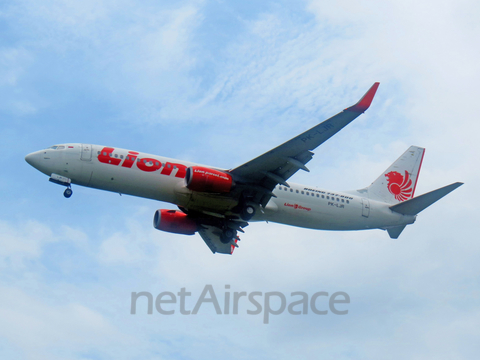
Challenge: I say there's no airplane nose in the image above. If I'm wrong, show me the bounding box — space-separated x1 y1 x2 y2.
25 151 40 168
25 150 55 176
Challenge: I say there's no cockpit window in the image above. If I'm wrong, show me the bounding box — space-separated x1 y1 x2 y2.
48 146 58 150
47 145 65 150
57 146 65 150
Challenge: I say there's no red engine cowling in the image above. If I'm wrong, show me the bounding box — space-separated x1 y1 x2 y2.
153 209 197 235
185 166 234 193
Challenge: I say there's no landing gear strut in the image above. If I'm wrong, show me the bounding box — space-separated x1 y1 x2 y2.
64 187 73 198
49 174 73 198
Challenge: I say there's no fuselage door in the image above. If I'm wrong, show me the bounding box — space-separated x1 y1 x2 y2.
80 144 92 161
362 198 370 217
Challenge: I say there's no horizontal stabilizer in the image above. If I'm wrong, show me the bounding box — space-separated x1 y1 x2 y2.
387 225 406 239
390 182 463 216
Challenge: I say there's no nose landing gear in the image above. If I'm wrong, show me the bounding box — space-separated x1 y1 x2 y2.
63 187 73 198
49 174 73 198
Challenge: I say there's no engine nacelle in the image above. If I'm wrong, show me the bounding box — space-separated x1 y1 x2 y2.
153 209 197 235
185 166 234 193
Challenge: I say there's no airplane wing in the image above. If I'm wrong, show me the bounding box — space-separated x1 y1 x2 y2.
189 82 380 254
198 225 239 254
230 82 380 206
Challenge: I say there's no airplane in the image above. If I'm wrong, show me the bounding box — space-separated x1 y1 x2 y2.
25 82 463 254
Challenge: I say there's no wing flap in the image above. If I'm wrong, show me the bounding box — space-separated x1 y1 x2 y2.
198 225 238 255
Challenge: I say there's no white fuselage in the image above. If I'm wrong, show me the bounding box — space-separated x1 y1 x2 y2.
25 144 416 232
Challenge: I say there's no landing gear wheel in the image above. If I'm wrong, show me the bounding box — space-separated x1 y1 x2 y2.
220 228 236 244
241 205 255 221
64 188 73 198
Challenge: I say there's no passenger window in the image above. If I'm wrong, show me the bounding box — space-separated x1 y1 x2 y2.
120 155 124 159
306 192 309 196
103 152 107 156
296 190 299 194
115 154 118 158
97 151 100 155
346 200 349 204
290 189 293 192
312 193 314 196
322 195 324 198
279 186 282 190
301 191 304 195
284 188 287 191
155 162 159 166
327 196 329 199
341 199 344 203
316 194 319 197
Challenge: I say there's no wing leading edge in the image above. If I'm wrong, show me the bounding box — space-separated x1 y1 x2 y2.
230 82 380 206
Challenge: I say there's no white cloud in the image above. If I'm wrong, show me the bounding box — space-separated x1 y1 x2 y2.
0 47 31 87
0 220 55 269
0 46 37 115
0 286 128 360
97 218 161 265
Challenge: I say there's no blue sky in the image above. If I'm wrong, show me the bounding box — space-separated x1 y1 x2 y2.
1 0 479 359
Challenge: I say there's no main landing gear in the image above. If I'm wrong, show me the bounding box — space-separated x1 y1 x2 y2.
240 204 255 221
220 228 237 244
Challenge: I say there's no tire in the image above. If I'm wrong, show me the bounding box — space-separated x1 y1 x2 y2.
241 205 255 221
220 228 236 244
64 188 73 198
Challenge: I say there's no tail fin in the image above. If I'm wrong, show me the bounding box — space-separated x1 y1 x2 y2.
360 146 425 204
389 182 463 215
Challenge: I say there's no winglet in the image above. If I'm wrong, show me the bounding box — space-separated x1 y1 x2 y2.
346 82 380 113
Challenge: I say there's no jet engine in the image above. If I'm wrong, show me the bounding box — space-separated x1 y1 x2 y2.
185 166 234 193
153 209 197 235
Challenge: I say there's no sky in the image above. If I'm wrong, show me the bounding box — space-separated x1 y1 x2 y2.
1 0 479 359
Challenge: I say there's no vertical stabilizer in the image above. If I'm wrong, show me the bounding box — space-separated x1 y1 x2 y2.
361 146 425 204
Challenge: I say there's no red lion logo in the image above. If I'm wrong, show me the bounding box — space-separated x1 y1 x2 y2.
385 170 413 201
